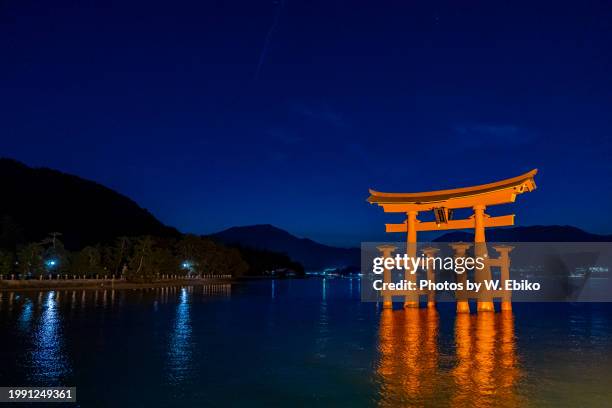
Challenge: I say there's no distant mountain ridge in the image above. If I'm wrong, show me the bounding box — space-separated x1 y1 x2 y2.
0 158 179 249
2 158 611 271
211 224 612 271
210 224 360 271
434 225 612 242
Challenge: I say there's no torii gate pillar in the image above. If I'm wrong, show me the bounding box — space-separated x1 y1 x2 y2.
377 245 397 309
474 205 494 312
404 210 419 308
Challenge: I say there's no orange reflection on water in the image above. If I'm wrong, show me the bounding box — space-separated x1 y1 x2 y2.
377 309 522 407
454 311 522 408
377 308 439 406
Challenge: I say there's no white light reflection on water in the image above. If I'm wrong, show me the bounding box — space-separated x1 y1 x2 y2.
166 288 193 385
18 299 33 332
315 277 329 359
30 291 69 385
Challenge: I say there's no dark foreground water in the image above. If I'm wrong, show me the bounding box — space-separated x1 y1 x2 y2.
0 278 611 407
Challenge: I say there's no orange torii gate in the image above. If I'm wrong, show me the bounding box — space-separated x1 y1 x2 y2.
368 169 537 312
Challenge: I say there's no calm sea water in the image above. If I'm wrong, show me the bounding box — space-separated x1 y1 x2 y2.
0 278 611 407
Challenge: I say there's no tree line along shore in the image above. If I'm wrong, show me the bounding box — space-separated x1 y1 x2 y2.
0 232 305 288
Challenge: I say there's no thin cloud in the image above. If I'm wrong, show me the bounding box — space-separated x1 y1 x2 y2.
265 128 304 145
292 103 348 128
254 0 286 80
452 123 536 147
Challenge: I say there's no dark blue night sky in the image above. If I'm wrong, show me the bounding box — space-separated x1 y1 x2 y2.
1 0 611 246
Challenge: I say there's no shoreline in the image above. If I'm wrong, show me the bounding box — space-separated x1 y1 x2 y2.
0 278 237 292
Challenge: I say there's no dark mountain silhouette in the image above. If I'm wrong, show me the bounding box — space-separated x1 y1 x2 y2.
210 224 612 270
3 158 610 271
0 158 179 249
210 224 360 271
434 225 612 242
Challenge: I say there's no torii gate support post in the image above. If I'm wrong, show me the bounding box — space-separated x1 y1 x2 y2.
422 247 439 308
451 242 472 313
377 245 397 309
405 210 419 308
474 205 494 313
492 245 514 311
